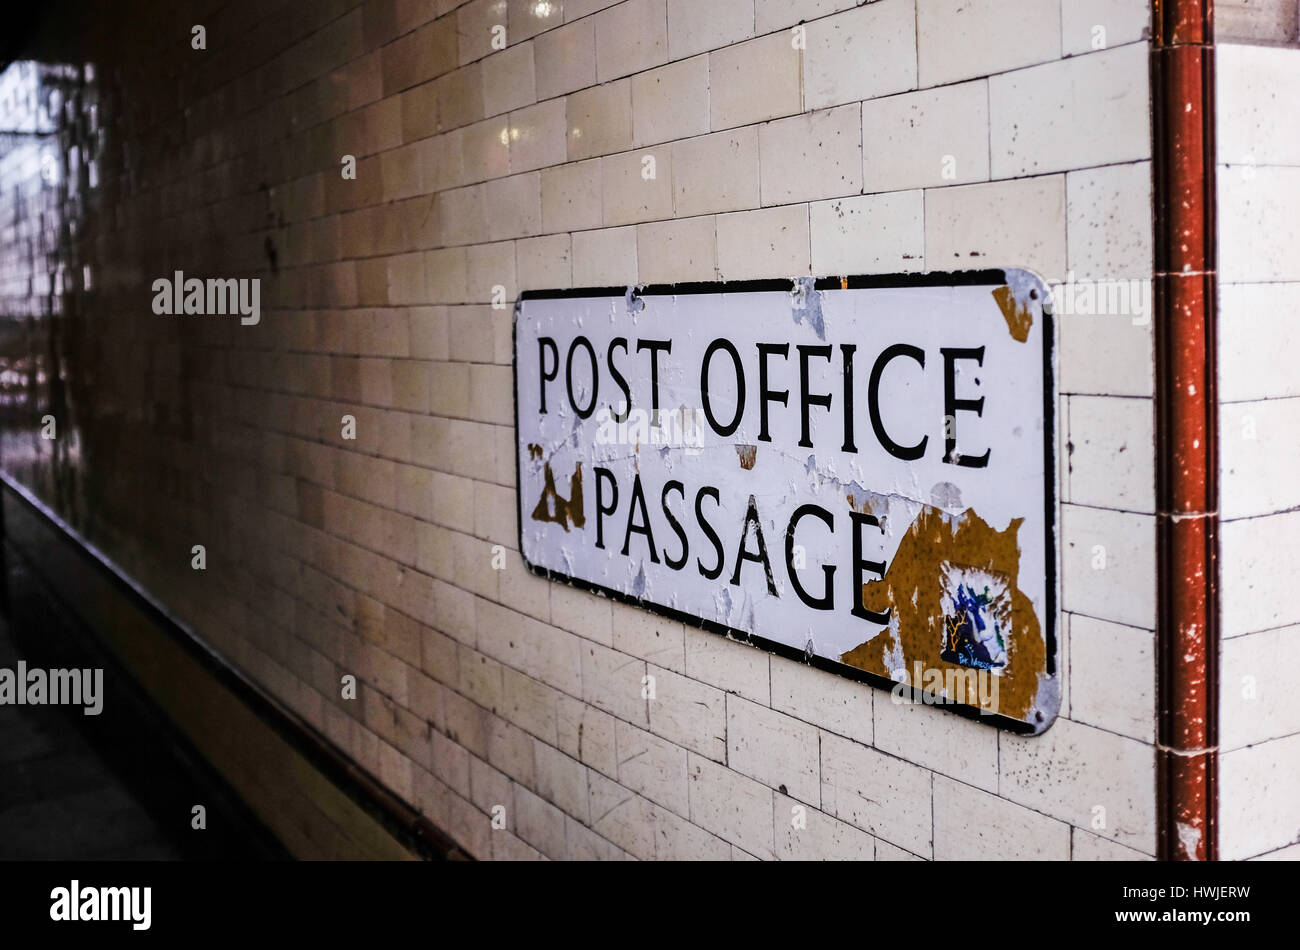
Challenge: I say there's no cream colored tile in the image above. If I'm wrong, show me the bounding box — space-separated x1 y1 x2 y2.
602 146 673 225
542 158 602 232
874 692 999 793
804 0 916 110
485 172 542 239
716 204 809 280
1218 283 1300 403
1067 395 1154 513
594 0 668 83
918 0 1061 86
1069 615 1154 742
465 240 517 302
428 247 469 304
566 0 621 19
934 775 1071 859
535 18 597 100
1000 719 1155 853
1216 0 1298 44
925 175 1067 281
459 0 511 66
636 216 717 283
1220 734 1300 860
755 0 857 33
567 79 633 160
1219 167 1300 283
1057 301 1153 397
1066 162 1152 281
809 191 924 274
672 127 760 216
759 104 862 205
726 696 820 804
508 0 563 41
863 81 990 192
516 234 573 290
1061 0 1150 56
572 225 638 285
1060 504 1155 629
632 55 710 148
1221 399 1300 520
1221 626 1300 751
482 41 536 116
461 116 511 183
990 43 1150 178
820 733 932 856
508 98 568 172
1072 827 1154 860
667 0 755 60
773 793 876 860
1222 511 1300 635
709 32 802 130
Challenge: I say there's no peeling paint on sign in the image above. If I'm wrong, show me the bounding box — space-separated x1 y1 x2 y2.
791 276 826 340
840 505 1043 722
531 461 585 531
992 270 1043 343
514 271 1058 734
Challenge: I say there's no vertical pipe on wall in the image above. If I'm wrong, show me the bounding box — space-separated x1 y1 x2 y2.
1151 0 1218 861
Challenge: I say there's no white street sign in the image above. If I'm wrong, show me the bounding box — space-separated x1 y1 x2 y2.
514 271 1058 733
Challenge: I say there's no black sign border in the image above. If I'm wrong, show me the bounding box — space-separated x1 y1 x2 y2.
513 269 1058 736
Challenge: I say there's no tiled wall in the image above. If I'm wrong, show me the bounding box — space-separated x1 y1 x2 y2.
0 0 1162 859
1217 0 1299 44
1216 38 1300 862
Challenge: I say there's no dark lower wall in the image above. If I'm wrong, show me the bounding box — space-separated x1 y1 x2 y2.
2 475 448 860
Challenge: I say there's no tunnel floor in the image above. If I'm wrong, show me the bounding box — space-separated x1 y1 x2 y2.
0 560 289 861
0 615 184 859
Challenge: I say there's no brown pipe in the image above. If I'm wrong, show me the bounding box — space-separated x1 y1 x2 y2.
1151 0 1218 861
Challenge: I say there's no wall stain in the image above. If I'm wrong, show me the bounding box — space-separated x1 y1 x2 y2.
840 505 1044 720
992 284 1033 343
528 443 543 460
736 444 757 470
531 462 585 532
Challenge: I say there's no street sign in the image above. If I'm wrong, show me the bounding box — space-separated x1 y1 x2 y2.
513 271 1058 734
